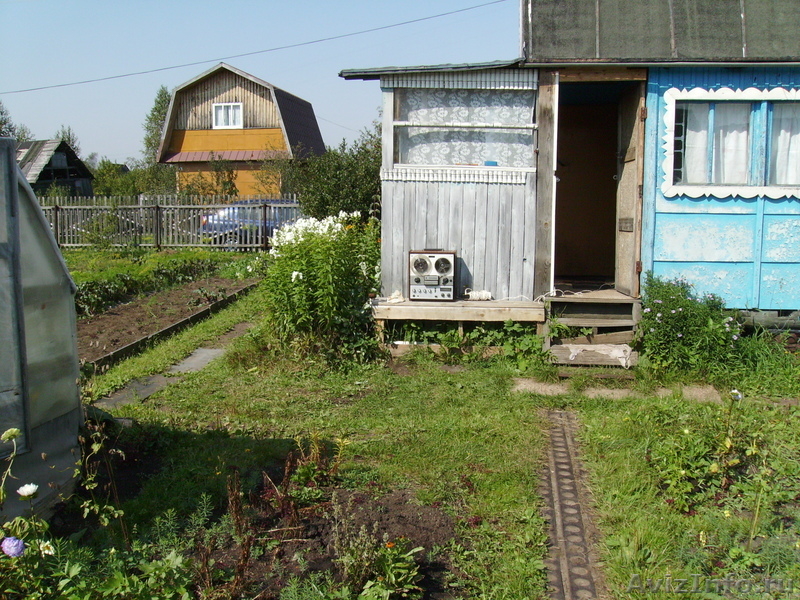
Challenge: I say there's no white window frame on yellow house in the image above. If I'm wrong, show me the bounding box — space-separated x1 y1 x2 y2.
213 102 243 129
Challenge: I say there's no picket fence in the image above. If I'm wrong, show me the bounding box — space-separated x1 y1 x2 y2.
40 198 301 250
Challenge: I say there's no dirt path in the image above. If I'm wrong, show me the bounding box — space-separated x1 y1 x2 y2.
77 277 258 363
539 410 608 600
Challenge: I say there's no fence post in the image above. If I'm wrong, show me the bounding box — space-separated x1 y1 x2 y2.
261 203 269 251
53 205 61 247
154 205 162 250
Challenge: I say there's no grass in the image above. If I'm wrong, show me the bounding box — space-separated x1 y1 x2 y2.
96 349 550 598
74 267 800 598
576 391 800 598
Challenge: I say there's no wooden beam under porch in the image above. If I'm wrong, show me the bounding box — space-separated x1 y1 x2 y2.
372 300 546 344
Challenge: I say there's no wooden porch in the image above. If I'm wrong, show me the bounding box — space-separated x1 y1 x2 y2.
373 300 546 344
373 289 642 367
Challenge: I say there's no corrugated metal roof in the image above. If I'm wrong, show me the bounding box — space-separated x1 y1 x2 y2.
163 149 290 163
16 140 61 183
339 59 526 80
522 0 800 62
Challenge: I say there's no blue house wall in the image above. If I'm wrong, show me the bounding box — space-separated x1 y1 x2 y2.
642 67 800 310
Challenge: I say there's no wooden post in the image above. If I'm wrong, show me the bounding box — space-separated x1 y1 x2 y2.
53 205 61 247
534 69 558 299
154 205 162 250
261 203 269 251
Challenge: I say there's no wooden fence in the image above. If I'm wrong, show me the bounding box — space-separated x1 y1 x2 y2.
39 193 297 207
41 201 301 250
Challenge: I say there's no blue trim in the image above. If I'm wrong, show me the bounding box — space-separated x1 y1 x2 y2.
641 79 661 274
647 66 800 309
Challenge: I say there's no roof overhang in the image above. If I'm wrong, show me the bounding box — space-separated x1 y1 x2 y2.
340 58 527 80
342 57 800 82
163 149 290 163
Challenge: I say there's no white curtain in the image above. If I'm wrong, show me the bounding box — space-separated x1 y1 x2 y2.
683 103 709 183
712 103 750 184
770 103 800 185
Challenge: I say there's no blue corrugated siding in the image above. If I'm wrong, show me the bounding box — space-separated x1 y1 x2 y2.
643 67 800 310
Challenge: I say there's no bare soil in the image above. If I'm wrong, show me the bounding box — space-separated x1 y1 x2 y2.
76 277 258 364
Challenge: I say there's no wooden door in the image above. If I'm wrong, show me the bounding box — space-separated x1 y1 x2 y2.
615 83 645 296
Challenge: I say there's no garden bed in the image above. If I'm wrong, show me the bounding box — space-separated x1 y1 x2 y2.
77 277 258 364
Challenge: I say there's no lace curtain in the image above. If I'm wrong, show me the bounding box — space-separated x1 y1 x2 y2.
395 89 535 168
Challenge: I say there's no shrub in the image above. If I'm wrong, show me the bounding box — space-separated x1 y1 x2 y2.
637 273 742 374
263 212 381 363
637 274 800 396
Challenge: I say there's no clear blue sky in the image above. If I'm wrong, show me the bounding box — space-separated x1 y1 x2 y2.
0 0 519 164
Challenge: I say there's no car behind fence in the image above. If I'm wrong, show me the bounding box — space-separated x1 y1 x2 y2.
40 199 301 249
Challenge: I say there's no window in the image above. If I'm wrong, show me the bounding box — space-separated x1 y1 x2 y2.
770 103 800 185
663 87 800 198
213 102 242 129
392 88 536 169
673 102 751 185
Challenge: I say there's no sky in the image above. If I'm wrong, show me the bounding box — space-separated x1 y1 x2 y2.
0 0 520 165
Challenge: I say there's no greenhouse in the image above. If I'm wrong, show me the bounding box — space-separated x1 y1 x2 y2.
0 138 82 519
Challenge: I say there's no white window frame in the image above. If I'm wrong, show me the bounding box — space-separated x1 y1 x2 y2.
212 102 243 130
662 87 800 199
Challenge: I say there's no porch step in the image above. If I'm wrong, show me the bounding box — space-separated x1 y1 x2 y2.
544 291 642 368
549 343 638 368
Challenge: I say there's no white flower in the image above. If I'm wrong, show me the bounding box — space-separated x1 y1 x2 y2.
16 483 38 499
38 541 55 556
291 271 303 282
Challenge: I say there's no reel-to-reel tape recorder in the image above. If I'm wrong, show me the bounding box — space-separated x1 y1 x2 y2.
409 250 456 301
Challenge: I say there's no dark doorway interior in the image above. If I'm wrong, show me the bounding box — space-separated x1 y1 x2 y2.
554 82 627 291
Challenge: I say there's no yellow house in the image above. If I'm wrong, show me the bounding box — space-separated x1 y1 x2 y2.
157 63 325 195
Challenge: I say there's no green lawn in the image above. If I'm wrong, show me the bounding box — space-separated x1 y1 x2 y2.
79 282 800 599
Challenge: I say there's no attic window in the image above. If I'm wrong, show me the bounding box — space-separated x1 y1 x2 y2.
213 102 243 129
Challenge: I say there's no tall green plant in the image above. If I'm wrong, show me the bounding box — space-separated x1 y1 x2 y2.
638 274 800 395
638 274 742 374
264 212 381 362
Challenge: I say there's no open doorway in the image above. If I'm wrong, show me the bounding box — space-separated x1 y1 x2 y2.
553 81 643 294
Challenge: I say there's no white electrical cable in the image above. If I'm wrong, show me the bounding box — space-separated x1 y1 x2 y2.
464 289 493 300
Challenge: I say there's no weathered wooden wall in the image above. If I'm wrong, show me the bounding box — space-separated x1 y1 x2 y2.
380 175 537 300
643 67 800 309
175 70 280 130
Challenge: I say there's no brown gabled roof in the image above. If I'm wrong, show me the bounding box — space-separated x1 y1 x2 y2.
157 63 325 163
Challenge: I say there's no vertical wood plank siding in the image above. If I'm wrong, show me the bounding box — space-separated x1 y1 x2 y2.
644 67 800 310
175 71 280 130
380 177 537 299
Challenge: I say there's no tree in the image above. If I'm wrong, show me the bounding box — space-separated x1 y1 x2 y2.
14 124 34 143
0 100 33 141
54 124 81 156
270 123 381 219
180 153 238 199
92 159 139 196
142 85 171 165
